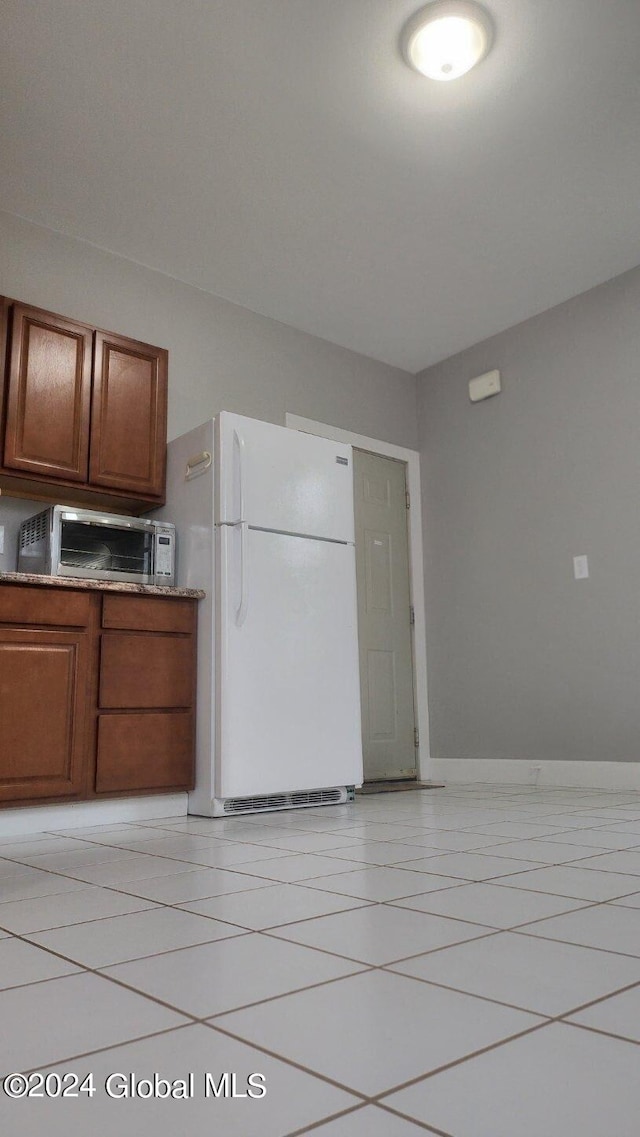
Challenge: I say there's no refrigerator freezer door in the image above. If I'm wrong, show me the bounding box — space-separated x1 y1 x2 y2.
216 412 355 542
217 525 363 798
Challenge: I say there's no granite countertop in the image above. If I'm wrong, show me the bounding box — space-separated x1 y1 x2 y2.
0 571 205 599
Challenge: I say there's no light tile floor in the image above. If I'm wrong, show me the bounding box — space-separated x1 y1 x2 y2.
1 782 640 1135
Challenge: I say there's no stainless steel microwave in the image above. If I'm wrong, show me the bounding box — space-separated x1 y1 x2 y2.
17 505 175 586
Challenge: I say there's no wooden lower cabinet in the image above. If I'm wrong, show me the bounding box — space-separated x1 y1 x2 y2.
0 628 90 802
100 633 195 709
0 584 197 808
96 712 193 793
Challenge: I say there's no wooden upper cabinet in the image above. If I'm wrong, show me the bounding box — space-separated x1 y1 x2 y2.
90 331 167 498
0 298 8 434
0 299 168 509
4 305 93 482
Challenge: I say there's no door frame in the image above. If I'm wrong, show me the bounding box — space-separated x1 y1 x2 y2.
286 413 431 780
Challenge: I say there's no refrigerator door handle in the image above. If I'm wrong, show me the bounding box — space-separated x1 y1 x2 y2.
233 428 246 523
236 520 249 627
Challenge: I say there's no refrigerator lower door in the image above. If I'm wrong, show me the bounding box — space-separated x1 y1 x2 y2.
217 525 363 799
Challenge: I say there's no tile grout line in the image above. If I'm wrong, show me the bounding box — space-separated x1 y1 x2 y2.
286 1100 449 1136
367 1018 565 1104
16 1021 200 1077
558 1017 640 1047
377 961 640 1023
512 923 640 961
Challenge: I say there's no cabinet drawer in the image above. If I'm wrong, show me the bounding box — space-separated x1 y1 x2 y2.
100 632 194 708
0 586 92 628
96 712 193 792
102 593 194 633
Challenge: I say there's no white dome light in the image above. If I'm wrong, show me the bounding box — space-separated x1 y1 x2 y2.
402 1 494 81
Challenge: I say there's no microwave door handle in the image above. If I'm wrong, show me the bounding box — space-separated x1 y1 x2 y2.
61 516 144 530
236 521 249 627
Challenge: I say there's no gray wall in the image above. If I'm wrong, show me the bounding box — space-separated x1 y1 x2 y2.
0 211 417 567
0 212 417 447
417 264 640 765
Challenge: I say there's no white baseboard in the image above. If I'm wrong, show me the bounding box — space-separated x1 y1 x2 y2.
0 794 188 838
429 758 640 791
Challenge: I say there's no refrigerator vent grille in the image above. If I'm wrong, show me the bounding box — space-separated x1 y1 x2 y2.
225 795 287 814
223 788 345 814
290 789 343 806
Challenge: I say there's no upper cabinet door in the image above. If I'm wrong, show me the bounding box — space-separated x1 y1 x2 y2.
89 331 168 497
3 305 93 481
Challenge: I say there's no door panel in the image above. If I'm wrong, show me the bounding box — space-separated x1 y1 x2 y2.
365 531 393 611
217 526 362 797
367 650 397 739
89 332 167 496
96 712 193 792
216 412 355 541
0 630 89 801
354 449 416 781
3 305 92 481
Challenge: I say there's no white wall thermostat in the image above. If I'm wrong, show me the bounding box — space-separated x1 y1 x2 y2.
573 555 589 580
469 369 501 403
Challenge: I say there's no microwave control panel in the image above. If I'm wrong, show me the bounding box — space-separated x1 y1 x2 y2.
154 527 175 581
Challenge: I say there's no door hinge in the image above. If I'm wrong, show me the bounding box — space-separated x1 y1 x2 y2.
414 727 420 748
409 605 415 626
405 490 411 509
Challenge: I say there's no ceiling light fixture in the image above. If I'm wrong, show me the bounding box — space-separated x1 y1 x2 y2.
401 1 494 81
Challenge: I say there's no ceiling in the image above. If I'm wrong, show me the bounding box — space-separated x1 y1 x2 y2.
1 0 640 374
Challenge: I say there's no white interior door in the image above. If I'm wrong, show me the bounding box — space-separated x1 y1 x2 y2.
354 449 417 781
217 525 362 798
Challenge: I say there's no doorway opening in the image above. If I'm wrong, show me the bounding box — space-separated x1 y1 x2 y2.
285 413 430 784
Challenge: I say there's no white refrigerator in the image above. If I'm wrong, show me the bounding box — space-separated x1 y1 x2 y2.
159 413 363 816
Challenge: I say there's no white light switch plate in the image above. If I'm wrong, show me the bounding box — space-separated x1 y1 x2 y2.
573 554 589 580
0 525 4 555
